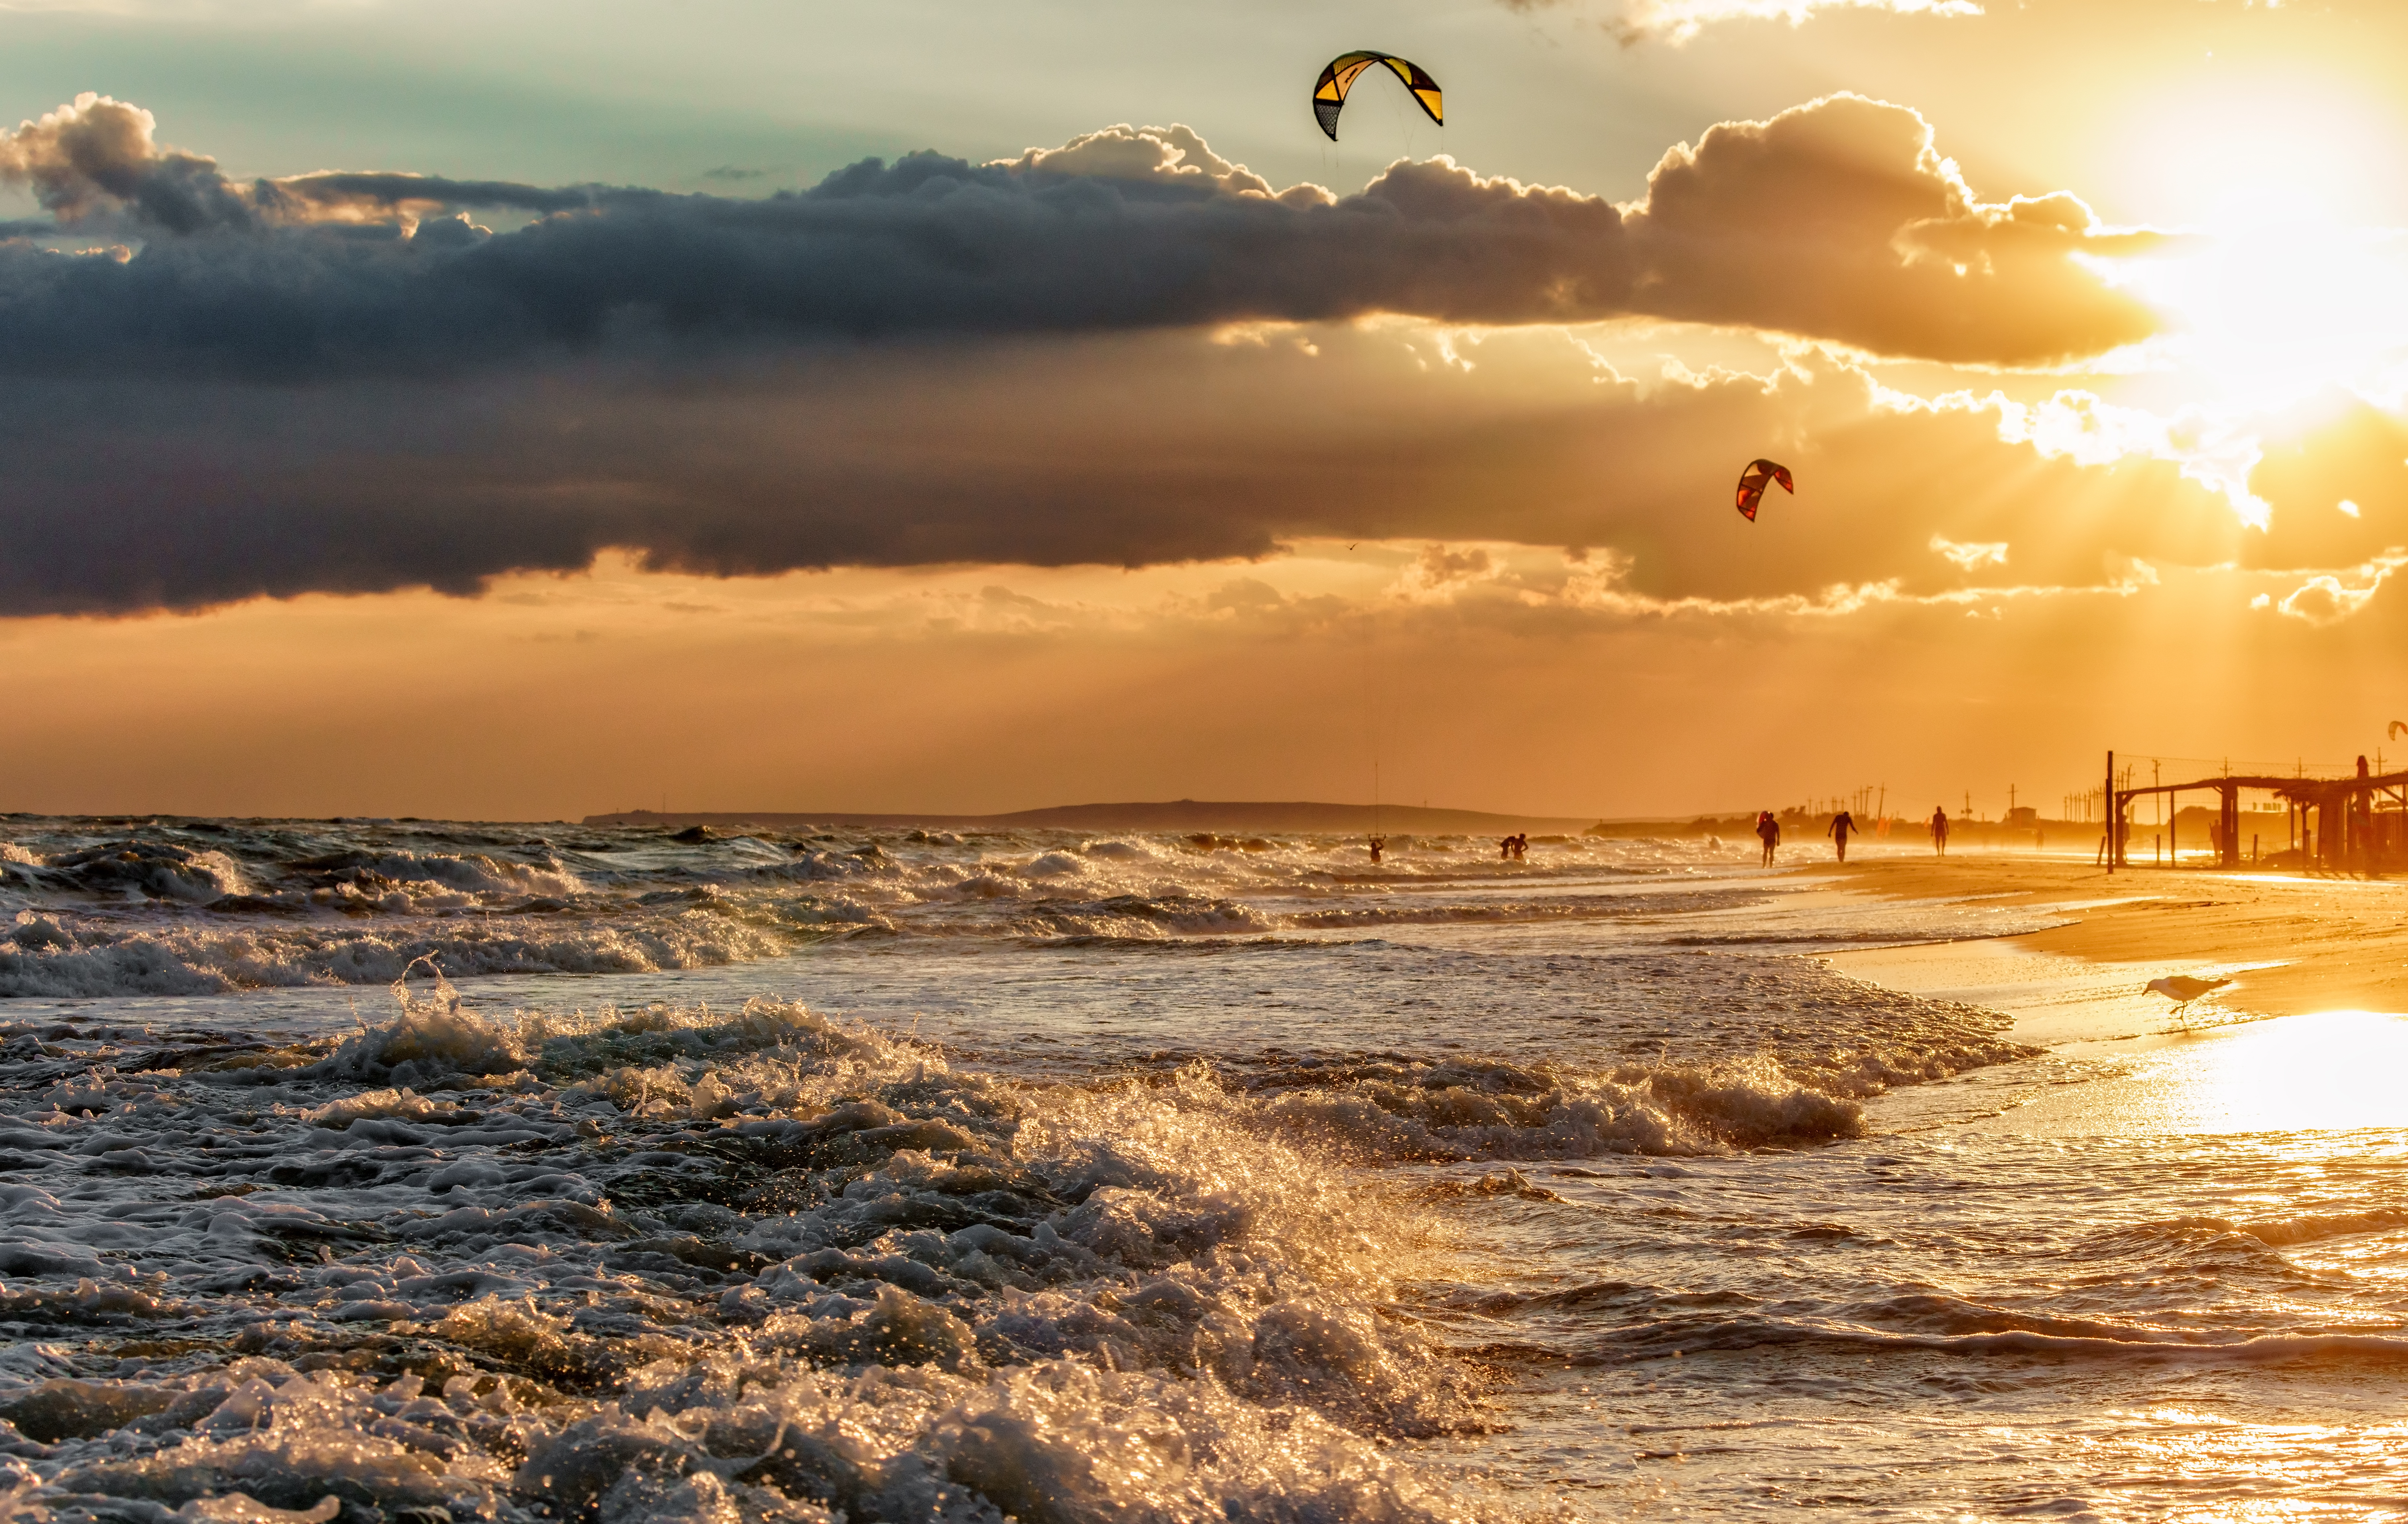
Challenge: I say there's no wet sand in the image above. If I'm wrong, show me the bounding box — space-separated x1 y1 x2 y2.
1814 852 2408 1020
1824 852 2408 1136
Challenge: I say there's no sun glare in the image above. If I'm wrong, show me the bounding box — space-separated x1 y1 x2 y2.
2102 82 2408 414
2146 1011 2408 1134
2115 200 2408 415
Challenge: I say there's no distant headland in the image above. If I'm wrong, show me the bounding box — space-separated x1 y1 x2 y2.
580 800 1618 835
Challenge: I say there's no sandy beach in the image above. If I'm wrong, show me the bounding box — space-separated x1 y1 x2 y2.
1819 852 2408 1138
1818 853 2408 1018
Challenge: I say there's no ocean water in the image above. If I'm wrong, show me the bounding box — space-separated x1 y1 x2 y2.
0 816 2402 1521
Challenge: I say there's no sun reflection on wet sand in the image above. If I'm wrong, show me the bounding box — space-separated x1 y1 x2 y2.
1986 1010 2408 1136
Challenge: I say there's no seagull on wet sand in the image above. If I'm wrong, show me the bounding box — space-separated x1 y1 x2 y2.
2146 975 2231 1020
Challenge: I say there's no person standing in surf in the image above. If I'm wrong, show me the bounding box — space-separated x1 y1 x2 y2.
1756 810 1780 866
1828 810 1861 863
1929 806 1950 857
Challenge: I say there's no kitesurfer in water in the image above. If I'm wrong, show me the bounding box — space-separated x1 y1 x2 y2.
1369 836 1385 864
1756 810 1780 866
1828 810 1861 863
1929 806 1950 857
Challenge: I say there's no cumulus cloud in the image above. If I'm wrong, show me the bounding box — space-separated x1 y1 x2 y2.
1623 96 2153 362
0 92 2152 378
10 93 2358 626
2272 553 2408 626
0 94 600 233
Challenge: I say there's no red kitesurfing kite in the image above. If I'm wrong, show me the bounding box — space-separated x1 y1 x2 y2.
1734 459 1794 522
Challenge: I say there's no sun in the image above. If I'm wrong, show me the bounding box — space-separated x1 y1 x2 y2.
2116 207 2408 413
2099 80 2408 414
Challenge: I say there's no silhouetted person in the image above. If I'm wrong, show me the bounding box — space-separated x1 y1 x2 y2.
1501 835 1514 861
1514 834 1528 861
1369 836 1384 865
1930 807 1950 857
1756 810 1780 866
1828 810 1860 862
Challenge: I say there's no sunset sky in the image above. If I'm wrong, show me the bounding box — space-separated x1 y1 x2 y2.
5 0 2407 821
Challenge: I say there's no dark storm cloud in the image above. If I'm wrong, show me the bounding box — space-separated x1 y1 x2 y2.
0 93 2156 377
0 93 2193 616
0 336 2248 618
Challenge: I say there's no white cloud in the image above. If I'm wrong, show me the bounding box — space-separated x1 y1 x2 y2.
2273 552 2406 625
1602 0 1981 45
1889 384 2272 529
1930 534 2008 570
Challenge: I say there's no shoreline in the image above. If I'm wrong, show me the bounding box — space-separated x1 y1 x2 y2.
1814 854 2408 1135
1803 853 2408 1021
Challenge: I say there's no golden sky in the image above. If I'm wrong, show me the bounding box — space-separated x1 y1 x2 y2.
2 0 2404 819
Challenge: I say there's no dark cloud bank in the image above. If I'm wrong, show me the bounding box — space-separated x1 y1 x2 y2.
0 91 2168 614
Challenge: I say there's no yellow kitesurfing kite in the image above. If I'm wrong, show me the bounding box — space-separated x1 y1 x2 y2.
1313 52 1444 141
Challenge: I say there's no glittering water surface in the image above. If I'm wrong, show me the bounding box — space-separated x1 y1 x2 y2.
2 817 2404 1522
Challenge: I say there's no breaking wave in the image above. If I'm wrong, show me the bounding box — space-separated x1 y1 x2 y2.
0 817 1819 1001
0 987 1515 1522
0 911 787 999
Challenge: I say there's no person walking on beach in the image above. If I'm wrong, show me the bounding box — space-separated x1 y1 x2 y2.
1827 810 1861 863
1930 806 1950 857
1755 810 1780 866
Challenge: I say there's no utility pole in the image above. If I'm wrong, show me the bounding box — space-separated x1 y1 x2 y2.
2106 750 2115 874
2009 784 2018 816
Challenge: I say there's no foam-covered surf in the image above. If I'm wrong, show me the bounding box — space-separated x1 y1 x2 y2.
11 813 2404 1518
0 986 1507 1521
2 817 2049 1001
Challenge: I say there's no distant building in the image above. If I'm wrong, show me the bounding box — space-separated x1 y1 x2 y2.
2005 806 2038 827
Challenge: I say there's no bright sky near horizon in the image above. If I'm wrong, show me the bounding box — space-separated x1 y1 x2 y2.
4 0 2408 820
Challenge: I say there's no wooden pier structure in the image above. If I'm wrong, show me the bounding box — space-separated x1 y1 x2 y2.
2105 750 2408 874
